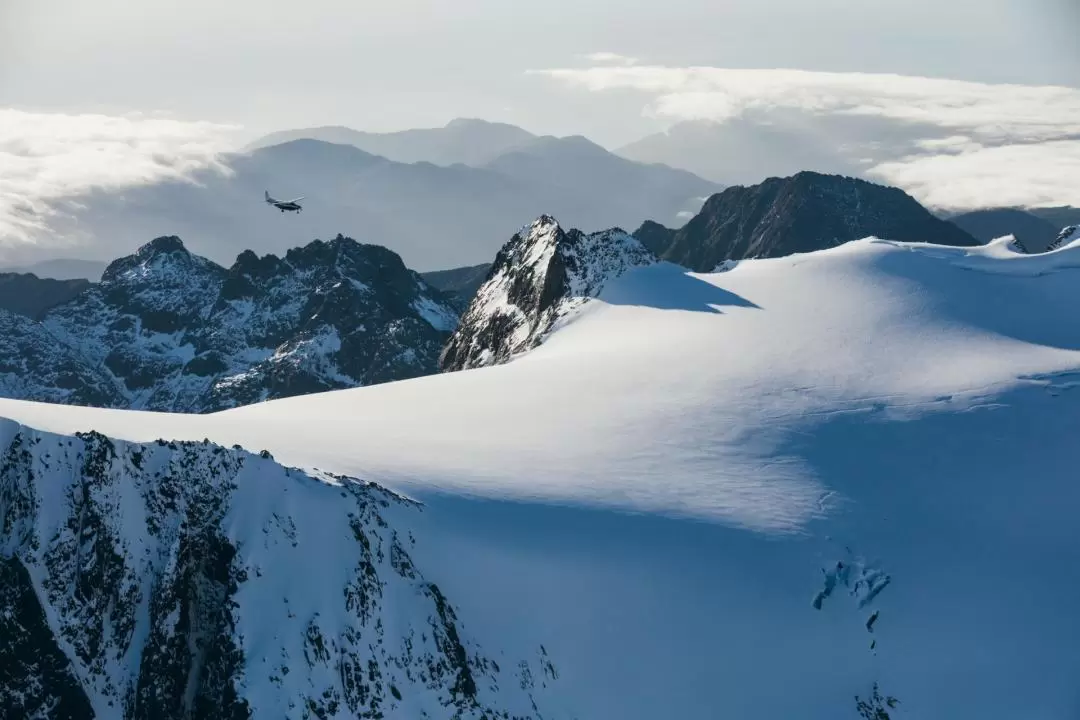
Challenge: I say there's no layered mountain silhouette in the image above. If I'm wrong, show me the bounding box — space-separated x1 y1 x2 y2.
635 171 979 271
0 258 107 281
37 127 717 272
0 273 92 319
420 262 492 312
1028 206 1080 230
247 117 538 166
948 208 1061 253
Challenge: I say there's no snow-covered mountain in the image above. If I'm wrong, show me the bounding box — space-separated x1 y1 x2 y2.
0 423 563 719
636 171 979 271
0 310 119 407
3 230 1080 718
1 235 458 412
440 216 655 371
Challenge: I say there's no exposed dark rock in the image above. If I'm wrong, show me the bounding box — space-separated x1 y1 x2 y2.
636 171 980 271
0 423 562 719
441 215 655 372
0 234 459 412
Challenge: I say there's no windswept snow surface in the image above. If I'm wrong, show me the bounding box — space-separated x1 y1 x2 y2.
3 237 1080 718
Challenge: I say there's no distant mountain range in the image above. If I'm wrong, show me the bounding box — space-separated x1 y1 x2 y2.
947 208 1062 253
420 262 492 312
0 273 92 319
1 170 1071 415
33 122 717 272
247 117 538 167
615 117 873 186
0 258 107 281
17 116 1079 277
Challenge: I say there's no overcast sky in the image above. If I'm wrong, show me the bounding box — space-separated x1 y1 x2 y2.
3 0 1077 145
1 0 1079 254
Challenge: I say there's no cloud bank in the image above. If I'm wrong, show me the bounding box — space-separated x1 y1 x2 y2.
534 64 1080 211
0 109 239 252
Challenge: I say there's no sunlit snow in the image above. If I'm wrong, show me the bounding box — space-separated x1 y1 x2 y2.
3 236 1079 718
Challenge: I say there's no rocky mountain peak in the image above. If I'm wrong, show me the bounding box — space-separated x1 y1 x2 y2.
1047 225 1079 252
284 233 409 277
440 216 655 371
101 235 207 282
5 234 460 413
637 172 979 271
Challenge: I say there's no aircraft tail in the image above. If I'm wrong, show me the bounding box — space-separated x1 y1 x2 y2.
265 190 271 202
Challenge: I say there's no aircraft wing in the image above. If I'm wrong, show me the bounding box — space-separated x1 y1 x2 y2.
286 196 305 203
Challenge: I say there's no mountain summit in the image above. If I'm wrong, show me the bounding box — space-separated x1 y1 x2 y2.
0 235 458 412
440 216 655 371
637 171 979 271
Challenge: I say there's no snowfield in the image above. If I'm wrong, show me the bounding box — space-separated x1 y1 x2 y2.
3 235 1080 718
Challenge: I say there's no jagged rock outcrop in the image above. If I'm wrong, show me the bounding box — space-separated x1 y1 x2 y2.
0 310 124 408
0 235 458 413
1046 225 1079 252
0 420 564 719
635 171 980 271
440 216 655 371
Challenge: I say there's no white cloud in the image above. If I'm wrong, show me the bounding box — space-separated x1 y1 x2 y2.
0 109 240 249
870 140 1080 211
582 52 638 66
533 65 1080 210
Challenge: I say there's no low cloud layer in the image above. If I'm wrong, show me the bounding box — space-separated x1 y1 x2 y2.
535 64 1080 211
0 109 238 253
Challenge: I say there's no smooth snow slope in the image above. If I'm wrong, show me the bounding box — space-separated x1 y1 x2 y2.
4 236 1080 718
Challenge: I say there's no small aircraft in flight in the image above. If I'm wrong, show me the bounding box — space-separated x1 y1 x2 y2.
265 190 305 213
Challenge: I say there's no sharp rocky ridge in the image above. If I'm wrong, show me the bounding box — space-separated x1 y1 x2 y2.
440 215 656 371
1046 224 1079 252
0 418 564 719
0 234 459 413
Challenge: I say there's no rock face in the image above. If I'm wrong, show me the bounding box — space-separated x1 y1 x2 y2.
1046 225 1079 252
0 420 563 719
441 216 655 371
0 310 123 408
636 171 980 271
0 273 93 319
0 235 458 413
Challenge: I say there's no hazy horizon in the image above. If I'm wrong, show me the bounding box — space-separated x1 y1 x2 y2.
2 0 1079 261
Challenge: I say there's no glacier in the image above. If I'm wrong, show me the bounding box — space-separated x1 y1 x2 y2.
2 234 1080 718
